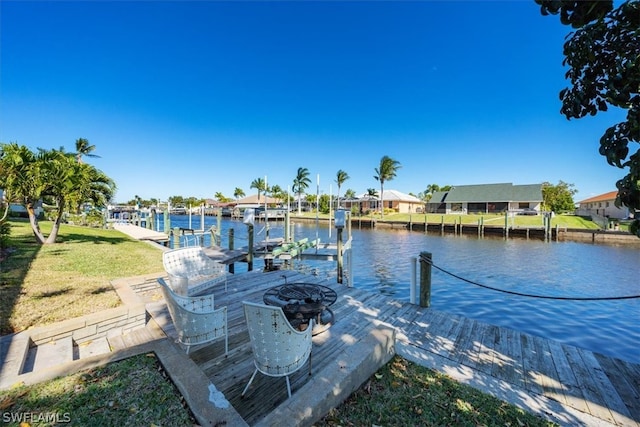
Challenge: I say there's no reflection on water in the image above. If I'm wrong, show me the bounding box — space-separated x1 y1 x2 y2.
169 215 640 363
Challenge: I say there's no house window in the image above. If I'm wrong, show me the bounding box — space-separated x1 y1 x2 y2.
488 202 508 213
606 202 610 207
468 202 485 213
599 202 602 208
387 201 393 209
518 202 529 209
451 203 462 212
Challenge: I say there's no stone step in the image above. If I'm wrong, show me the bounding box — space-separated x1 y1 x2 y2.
76 336 111 359
0 333 31 383
22 336 74 374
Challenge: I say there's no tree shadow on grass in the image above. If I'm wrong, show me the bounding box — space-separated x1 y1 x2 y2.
34 287 73 298
56 233 132 245
88 286 112 295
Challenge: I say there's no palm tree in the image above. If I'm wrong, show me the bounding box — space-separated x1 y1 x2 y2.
250 178 267 202
344 189 356 200
270 185 285 204
373 155 401 218
292 167 311 215
74 138 100 164
234 187 245 201
0 143 115 244
335 169 350 210
366 188 379 197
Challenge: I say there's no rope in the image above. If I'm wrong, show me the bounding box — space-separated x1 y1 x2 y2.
426 259 640 301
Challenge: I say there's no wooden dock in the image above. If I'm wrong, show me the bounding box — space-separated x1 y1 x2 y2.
141 269 640 427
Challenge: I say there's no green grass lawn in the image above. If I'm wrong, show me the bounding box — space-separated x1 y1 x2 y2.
293 211 601 229
0 353 196 426
0 219 164 335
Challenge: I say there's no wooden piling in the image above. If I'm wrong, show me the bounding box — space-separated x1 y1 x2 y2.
504 211 509 239
337 227 343 284
228 228 235 274
172 227 180 248
247 224 254 271
419 251 432 307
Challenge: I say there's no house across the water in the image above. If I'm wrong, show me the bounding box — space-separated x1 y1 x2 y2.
342 189 424 215
426 183 543 215
576 191 630 220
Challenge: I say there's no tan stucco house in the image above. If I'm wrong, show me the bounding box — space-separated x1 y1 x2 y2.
343 189 424 214
576 191 630 220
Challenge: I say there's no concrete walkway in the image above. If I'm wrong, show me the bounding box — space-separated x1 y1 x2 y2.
113 223 169 245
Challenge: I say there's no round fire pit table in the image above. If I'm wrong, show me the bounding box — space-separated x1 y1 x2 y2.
263 283 337 335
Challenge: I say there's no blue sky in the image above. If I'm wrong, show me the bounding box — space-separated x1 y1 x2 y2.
0 1 627 204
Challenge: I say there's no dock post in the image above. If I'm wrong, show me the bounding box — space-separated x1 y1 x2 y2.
337 227 343 284
247 224 254 271
424 213 427 234
504 211 509 239
164 208 171 233
228 228 235 274
410 256 417 304
172 227 181 249
441 216 444 235
284 211 290 242
216 209 222 245
419 252 432 307
149 210 156 231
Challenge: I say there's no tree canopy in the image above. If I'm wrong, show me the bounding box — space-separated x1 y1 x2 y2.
542 181 578 213
335 169 350 209
249 177 267 200
292 167 311 215
536 0 639 235
374 155 401 218
0 142 115 244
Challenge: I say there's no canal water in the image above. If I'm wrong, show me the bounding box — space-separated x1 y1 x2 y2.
167 214 640 364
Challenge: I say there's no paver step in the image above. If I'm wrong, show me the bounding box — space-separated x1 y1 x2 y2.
0 334 30 381
22 336 74 374
76 336 111 359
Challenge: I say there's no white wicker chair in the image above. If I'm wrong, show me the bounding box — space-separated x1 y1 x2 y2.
162 247 227 295
241 301 313 399
157 277 228 355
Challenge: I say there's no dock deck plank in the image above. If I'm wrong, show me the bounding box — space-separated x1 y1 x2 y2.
139 269 640 426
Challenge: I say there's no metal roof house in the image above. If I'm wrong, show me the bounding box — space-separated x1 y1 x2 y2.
426 183 543 215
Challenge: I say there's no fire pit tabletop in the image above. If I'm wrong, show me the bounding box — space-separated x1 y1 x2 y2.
263 282 337 334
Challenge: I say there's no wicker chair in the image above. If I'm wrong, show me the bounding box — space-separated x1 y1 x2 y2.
162 247 227 295
241 301 313 399
157 277 228 355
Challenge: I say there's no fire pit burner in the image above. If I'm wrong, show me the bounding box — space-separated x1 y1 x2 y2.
263 283 337 334
278 284 325 303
